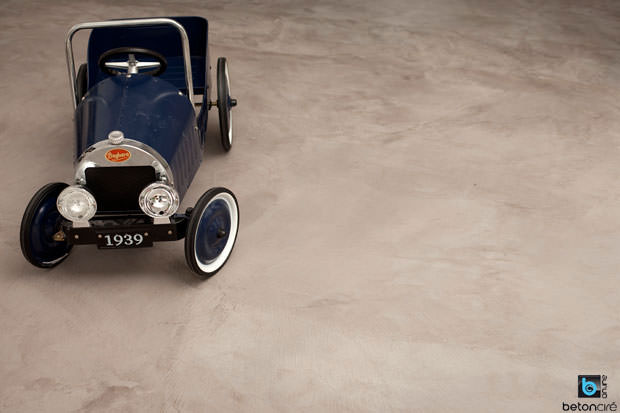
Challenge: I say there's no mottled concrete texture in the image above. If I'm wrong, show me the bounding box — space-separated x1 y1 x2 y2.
1 0 620 411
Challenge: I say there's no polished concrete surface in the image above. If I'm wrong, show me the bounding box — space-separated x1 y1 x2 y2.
2 0 620 411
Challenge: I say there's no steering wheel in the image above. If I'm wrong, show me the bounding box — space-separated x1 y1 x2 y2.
98 47 167 76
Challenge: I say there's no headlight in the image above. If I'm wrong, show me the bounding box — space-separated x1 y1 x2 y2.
139 182 179 218
57 185 97 222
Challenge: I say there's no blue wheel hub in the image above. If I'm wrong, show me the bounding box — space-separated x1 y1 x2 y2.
195 199 231 264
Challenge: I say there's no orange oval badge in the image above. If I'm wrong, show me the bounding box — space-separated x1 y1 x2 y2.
105 148 131 163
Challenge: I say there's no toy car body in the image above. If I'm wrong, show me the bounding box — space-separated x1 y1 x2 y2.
19 17 239 279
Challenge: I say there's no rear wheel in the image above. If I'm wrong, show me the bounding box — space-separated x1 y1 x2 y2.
185 187 239 279
76 63 87 102
217 57 237 152
20 183 72 268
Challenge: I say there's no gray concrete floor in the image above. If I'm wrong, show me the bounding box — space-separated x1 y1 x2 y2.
2 0 620 411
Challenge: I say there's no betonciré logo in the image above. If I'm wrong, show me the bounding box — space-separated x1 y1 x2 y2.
579 376 601 398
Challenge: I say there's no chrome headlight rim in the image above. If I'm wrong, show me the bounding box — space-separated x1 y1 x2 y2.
56 185 97 222
138 182 180 218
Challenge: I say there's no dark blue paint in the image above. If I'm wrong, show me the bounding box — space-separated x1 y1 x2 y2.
74 16 214 200
75 74 202 200
195 199 231 263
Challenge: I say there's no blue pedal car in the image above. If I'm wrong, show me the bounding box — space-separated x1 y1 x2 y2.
19 17 239 279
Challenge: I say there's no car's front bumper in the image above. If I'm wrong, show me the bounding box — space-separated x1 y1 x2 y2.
61 214 188 246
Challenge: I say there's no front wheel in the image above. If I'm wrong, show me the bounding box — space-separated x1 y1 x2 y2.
185 187 239 279
20 182 72 268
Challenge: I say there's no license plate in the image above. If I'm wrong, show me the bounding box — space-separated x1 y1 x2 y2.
96 231 153 249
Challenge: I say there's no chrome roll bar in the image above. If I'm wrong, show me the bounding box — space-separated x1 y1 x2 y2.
65 18 194 109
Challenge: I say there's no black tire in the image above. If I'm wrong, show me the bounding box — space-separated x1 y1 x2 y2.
184 187 239 280
76 63 88 102
20 183 72 268
217 57 234 151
